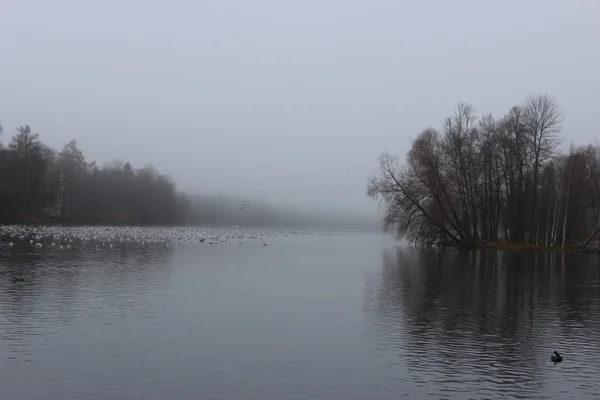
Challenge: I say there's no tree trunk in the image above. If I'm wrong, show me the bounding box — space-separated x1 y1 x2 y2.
551 195 561 246
561 168 572 248
535 186 543 245
530 178 539 244
545 191 553 247
21 155 30 213
596 212 600 248
580 227 600 249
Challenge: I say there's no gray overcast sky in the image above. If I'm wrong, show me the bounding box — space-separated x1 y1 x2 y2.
1 0 599 214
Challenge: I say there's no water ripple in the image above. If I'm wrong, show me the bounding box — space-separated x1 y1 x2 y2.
2 229 599 399
363 247 600 399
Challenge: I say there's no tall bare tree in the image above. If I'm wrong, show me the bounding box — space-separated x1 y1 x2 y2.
522 94 562 242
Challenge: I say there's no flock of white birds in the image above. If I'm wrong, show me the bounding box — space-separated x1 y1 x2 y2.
0 224 344 251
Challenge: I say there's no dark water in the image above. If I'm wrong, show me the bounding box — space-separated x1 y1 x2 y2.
1 231 600 399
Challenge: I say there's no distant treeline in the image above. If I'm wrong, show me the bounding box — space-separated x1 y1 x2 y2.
0 124 378 231
368 94 600 249
0 125 186 225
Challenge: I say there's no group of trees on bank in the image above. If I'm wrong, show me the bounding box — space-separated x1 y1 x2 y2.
0 123 380 231
0 124 187 225
367 94 600 248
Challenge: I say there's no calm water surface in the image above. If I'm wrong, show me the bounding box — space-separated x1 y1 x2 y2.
1 229 600 399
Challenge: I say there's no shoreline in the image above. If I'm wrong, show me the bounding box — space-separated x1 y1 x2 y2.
475 241 600 253
0 218 379 234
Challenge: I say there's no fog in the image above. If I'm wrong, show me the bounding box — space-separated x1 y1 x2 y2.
1 0 599 224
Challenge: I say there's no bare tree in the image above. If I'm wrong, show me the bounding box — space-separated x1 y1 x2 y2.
522 94 562 242
442 103 480 240
367 149 471 247
578 144 600 247
365 94 600 249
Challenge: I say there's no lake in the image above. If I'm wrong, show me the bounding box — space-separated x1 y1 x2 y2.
1 226 600 399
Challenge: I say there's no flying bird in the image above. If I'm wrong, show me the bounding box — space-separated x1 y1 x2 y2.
241 204 246 211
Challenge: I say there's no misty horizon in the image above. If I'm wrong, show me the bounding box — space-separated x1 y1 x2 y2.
2 0 599 221
0 126 383 223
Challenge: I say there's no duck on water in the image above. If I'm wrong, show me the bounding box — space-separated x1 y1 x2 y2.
551 351 563 363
